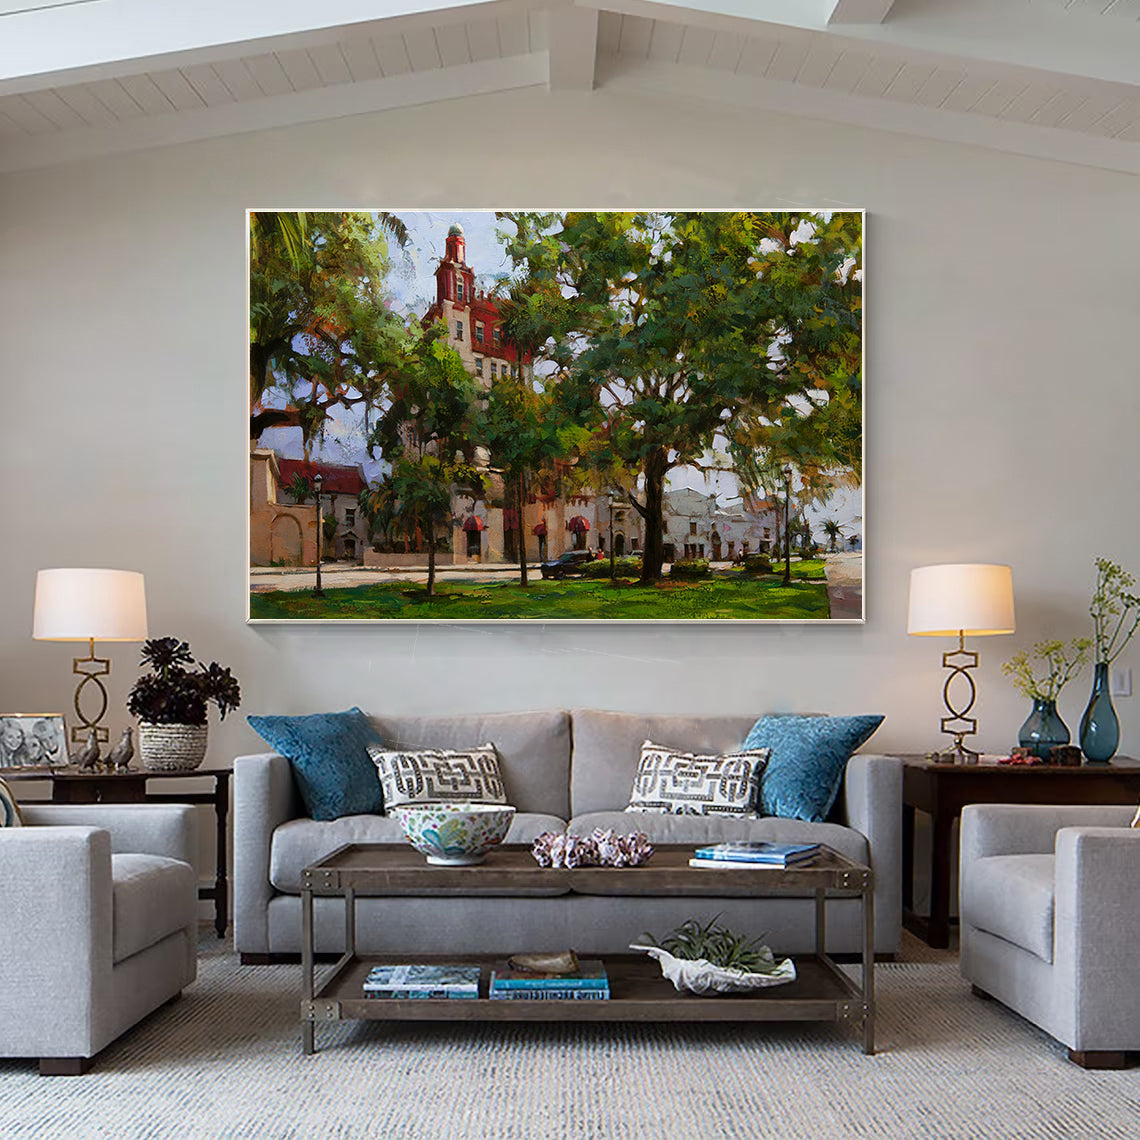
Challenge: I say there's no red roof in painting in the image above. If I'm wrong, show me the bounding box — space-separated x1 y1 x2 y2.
276 458 364 496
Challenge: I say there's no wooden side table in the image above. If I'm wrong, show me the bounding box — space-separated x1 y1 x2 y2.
0 765 232 938
902 755 1140 948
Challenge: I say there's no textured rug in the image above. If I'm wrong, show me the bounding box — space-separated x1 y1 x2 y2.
1 936 1136 1139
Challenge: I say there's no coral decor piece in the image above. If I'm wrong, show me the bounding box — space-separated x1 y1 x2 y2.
531 829 653 869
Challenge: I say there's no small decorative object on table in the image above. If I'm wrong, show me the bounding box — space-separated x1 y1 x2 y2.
1002 638 1090 760
631 916 796 994
74 727 100 770
392 802 515 865
998 747 1044 766
105 726 134 771
127 638 241 771
689 841 820 869
1082 558 1140 763
1050 744 1083 768
531 828 653 868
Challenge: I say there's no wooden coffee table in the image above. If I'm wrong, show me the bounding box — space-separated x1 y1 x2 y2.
299 843 875 1055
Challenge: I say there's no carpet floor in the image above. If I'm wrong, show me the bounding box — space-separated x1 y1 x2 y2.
1 933 1136 1139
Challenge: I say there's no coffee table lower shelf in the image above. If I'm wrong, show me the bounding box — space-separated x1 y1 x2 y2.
302 953 872 1053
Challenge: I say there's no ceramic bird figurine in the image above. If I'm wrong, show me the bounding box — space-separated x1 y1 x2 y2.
106 727 134 771
74 729 100 770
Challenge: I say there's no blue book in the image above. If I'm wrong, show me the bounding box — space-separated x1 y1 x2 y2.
490 960 608 990
692 841 820 865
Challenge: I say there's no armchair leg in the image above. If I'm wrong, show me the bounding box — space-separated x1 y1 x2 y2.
39 1056 93 1076
1068 1050 1127 1070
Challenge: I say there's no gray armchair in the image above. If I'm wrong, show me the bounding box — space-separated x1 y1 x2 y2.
0 803 198 1074
959 803 1140 1068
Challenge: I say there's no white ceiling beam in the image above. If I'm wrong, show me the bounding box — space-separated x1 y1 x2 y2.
0 0 557 89
549 6 597 90
0 50 547 173
587 0 1140 88
596 53 1140 177
827 0 894 25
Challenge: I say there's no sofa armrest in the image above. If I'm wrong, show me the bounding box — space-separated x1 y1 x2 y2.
960 804 1136 864
842 753 903 954
0 826 112 1055
233 752 301 955
1053 825 1140 1050
21 804 198 868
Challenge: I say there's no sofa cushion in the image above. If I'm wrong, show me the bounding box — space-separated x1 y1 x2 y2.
571 711 764 817
370 710 571 818
248 707 384 822
111 853 197 965
269 812 571 894
742 714 885 822
961 853 1055 963
367 743 507 809
568 811 869 881
625 741 770 817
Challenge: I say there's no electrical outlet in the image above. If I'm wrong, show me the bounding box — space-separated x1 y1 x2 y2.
1110 667 1132 697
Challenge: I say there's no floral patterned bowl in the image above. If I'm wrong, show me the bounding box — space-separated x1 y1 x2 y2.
392 802 516 865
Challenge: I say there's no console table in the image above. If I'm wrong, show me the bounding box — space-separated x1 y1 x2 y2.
902 755 1140 948
300 843 875 1056
0 765 231 938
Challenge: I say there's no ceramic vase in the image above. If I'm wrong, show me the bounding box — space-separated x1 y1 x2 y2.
1018 698 1069 761
1079 662 1119 764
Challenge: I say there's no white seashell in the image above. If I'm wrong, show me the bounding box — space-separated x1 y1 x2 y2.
629 944 796 993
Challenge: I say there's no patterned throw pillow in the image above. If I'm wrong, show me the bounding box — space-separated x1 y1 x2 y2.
624 740 771 817
0 777 23 827
247 707 384 822
742 714 885 823
367 743 507 811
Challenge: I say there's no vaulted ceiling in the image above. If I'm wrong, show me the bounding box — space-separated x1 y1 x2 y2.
2 0 1139 174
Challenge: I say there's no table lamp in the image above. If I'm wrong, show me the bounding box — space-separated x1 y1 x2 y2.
33 568 148 744
907 563 1015 763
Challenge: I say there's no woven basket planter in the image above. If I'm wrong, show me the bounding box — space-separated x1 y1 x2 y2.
139 723 208 771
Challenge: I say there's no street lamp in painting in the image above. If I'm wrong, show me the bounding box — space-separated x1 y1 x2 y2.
312 471 325 599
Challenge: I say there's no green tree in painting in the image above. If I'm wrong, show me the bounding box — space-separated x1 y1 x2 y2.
822 518 843 552
249 211 410 448
367 328 482 598
500 211 862 582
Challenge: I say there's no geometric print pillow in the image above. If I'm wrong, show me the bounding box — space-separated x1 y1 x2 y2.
0 776 23 827
367 743 507 811
624 740 771 817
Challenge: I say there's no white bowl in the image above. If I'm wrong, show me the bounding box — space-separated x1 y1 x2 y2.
392 802 516 865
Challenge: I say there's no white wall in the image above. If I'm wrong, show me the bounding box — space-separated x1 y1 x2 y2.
2 86 1138 779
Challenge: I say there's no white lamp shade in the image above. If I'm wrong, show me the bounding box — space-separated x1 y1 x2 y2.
907 563 1015 637
33 568 148 642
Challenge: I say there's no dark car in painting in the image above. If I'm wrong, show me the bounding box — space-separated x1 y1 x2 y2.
540 551 597 580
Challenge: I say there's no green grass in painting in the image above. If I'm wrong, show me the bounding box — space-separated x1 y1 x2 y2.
249 574 832 621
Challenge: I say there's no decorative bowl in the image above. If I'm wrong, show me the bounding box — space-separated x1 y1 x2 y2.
629 944 796 993
392 802 516 866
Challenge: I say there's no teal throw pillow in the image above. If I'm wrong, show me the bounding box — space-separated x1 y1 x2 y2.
247 707 384 822
742 714 885 823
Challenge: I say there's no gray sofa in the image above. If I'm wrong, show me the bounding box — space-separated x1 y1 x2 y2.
234 710 902 961
960 803 1140 1068
0 803 198 1074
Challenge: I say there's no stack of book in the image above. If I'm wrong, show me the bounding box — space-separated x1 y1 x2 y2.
363 964 481 999
689 841 821 869
489 960 610 1001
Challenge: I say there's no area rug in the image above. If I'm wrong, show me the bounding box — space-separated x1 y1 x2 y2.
1 939 1136 1139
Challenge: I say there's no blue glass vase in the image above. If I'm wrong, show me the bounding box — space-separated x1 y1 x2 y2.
1079 662 1119 764
1018 698 1070 761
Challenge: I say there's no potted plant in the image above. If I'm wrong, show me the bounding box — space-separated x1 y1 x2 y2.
127 637 241 771
1001 638 1090 760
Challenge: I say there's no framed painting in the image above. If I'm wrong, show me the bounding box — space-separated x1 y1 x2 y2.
0 713 69 769
248 209 864 623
